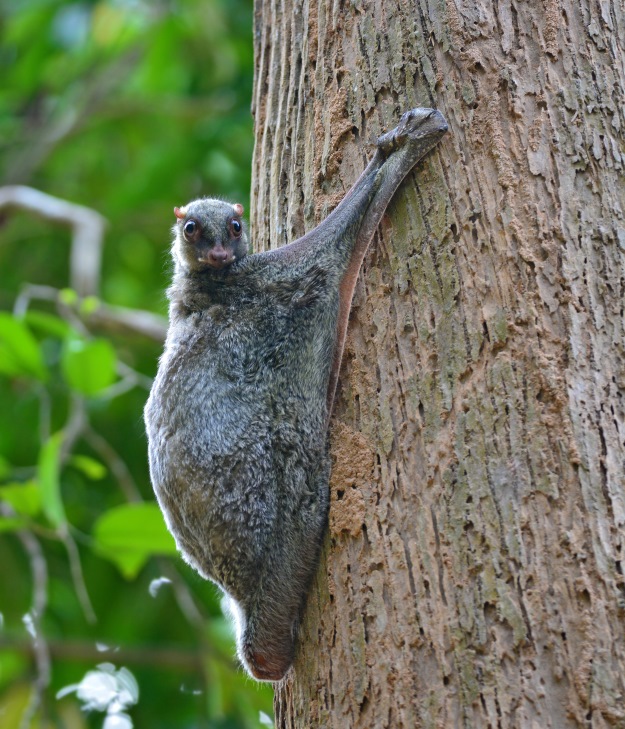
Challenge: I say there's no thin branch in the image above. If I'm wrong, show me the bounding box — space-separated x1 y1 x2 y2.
61 529 97 625
83 426 142 503
88 304 167 342
18 530 51 729
96 377 143 400
14 284 90 337
0 505 52 729
14 282 167 342
0 186 107 297
115 360 153 391
59 395 87 463
13 285 58 318
152 559 217 693
155 559 207 631
0 637 207 672
20 389 96 626
36 384 51 444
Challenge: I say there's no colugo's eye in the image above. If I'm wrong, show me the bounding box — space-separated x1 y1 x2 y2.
183 220 197 238
231 219 242 237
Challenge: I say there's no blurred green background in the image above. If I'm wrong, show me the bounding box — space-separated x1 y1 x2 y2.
0 1 274 727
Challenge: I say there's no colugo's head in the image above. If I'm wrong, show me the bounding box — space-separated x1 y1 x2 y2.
172 198 248 273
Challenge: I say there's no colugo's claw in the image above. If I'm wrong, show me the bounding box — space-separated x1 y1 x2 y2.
377 107 448 155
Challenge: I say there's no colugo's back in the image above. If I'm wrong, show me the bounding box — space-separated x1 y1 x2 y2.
145 108 448 681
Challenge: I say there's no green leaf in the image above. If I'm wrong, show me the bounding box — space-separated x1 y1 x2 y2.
23 310 73 339
0 517 27 533
59 288 78 306
61 336 117 396
79 296 101 316
0 481 41 517
0 344 24 378
92 503 178 579
0 313 48 381
70 455 107 480
0 454 11 480
38 432 66 527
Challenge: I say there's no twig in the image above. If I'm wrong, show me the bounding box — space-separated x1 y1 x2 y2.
0 636 207 672
14 282 167 342
97 359 154 400
36 384 51 444
0 504 51 729
83 426 142 503
0 186 107 296
153 559 217 692
97 377 143 400
59 394 87 464
116 360 153 390
155 559 207 631
14 283 89 337
61 529 97 625
13 284 59 318
88 303 167 342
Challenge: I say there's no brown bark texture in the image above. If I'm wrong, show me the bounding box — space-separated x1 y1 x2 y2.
250 0 625 726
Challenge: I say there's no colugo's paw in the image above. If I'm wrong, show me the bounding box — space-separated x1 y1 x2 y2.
377 107 448 155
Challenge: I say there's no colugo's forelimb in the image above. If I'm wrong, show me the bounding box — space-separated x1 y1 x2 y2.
144 107 448 681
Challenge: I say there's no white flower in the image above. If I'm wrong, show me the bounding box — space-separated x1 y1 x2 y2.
76 669 119 711
57 662 139 728
103 712 133 729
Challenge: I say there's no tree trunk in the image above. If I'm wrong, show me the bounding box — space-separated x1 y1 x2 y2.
250 0 625 726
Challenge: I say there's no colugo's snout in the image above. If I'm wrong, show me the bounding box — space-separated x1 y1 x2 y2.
199 244 233 269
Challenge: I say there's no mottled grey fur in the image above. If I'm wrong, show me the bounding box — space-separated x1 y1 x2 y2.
144 108 448 681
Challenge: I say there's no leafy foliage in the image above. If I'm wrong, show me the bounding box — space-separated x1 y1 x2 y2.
92 503 178 579
0 313 49 380
0 1 274 727
60 337 117 397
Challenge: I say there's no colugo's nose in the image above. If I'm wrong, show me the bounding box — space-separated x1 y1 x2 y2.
208 247 229 263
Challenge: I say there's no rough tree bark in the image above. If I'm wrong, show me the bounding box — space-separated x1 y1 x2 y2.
250 0 625 726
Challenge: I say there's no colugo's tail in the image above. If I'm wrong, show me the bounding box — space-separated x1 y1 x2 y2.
240 627 295 682
224 591 300 682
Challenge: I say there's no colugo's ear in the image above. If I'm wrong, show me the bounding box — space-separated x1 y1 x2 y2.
174 206 187 220
233 203 244 217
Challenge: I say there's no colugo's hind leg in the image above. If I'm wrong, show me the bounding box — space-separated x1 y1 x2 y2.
223 594 296 682
234 549 320 681
234 461 331 682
